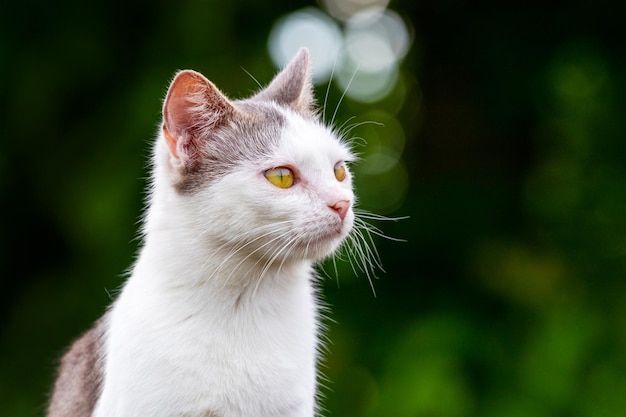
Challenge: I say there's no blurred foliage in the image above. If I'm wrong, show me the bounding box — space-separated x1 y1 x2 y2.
2 1 626 416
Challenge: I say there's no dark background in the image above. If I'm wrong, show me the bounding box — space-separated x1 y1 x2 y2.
2 1 626 416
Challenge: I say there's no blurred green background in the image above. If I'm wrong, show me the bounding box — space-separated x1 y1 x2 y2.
2 0 626 416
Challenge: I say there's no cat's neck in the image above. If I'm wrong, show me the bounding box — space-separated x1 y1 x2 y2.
127 245 314 341
134 232 311 291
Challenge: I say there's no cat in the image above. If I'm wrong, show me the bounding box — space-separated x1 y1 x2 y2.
47 48 362 417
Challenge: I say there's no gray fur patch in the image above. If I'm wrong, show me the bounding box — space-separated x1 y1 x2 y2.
47 317 106 417
172 101 286 195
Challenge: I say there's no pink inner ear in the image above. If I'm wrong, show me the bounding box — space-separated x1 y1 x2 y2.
163 95 196 159
162 70 235 162
163 124 180 159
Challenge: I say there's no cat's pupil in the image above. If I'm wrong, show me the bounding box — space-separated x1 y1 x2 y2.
264 167 294 188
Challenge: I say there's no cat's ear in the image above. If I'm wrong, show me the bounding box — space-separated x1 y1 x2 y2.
162 70 235 161
254 48 316 117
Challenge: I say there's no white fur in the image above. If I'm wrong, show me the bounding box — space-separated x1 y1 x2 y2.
92 108 354 417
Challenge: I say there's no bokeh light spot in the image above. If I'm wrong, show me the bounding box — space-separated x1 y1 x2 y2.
268 8 342 85
346 8 411 63
346 26 396 73
321 0 391 21
268 7 412 103
336 62 399 103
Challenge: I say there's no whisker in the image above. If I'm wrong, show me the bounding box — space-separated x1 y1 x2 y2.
330 64 359 127
241 66 263 89
252 233 300 297
345 135 368 150
325 209 408 296
199 221 298 286
344 231 378 297
226 228 296 288
353 217 407 244
341 236 363 280
316 262 333 282
354 223 385 273
349 226 381 275
354 210 409 242
331 255 340 288
354 209 410 222
340 120 384 137
322 57 339 125
335 116 357 136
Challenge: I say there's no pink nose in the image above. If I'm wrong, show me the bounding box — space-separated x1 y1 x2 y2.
330 200 350 220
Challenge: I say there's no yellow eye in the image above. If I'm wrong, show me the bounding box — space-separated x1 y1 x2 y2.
264 167 294 188
334 161 347 182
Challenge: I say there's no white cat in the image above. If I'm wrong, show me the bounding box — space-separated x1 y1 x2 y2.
47 48 358 417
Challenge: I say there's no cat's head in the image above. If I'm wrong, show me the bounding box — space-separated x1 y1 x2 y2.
154 48 355 265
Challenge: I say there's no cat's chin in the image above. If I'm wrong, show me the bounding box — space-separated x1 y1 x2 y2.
301 222 353 262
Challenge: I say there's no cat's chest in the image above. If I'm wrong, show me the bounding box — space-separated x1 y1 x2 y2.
101 275 318 416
